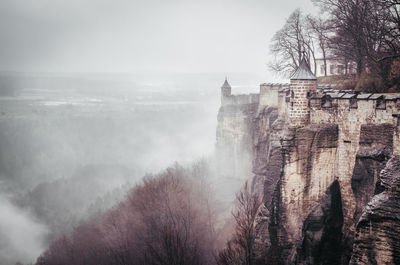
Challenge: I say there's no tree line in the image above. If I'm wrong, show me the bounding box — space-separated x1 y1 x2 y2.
269 0 400 91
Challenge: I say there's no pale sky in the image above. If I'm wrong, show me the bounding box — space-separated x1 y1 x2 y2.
0 0 318 75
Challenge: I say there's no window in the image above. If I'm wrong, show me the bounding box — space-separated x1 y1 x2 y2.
350 98 358 109
337 65 344 75
320 65 325 75
330 64 335 75
322 95 332 108
376 98 386 110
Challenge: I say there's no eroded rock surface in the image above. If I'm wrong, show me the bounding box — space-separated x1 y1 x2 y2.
350 156 400 265
297 180 343 265
217 98 400 264
351 124 394 223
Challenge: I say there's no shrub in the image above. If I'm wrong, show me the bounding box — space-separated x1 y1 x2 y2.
355 72 384 93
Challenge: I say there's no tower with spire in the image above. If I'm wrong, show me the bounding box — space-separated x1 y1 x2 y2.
221 77 231 105
288 56 317 127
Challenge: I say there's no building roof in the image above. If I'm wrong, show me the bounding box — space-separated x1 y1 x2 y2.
221 77 231 89
356 93 373 100
326 92 346 99
369 94 384 100
290 58 317 80
385 94 400 101
341 93 357 99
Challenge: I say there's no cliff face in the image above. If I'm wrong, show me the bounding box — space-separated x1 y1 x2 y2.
216 100 400 264
350 156 400 265
216 103 263 180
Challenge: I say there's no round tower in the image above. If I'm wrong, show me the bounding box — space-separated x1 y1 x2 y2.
221 77 231 105
289 58 317 127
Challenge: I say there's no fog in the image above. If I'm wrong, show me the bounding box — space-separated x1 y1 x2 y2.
0 72 263 264
0 0 319 264
0 195 48 265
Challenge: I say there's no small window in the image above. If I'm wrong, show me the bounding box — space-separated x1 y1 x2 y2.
376 98 386 110
330 65 335 75
350 98 358 109
337 65 344 75
320 65 325 75
322 96 332 108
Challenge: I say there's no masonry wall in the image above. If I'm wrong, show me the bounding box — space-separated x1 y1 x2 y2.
289 80 317 127
222 93 259 106
259 84 285 107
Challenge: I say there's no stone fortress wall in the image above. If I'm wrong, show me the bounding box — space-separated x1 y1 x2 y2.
221 71 400 239
222 78 400 157
222 93 260 106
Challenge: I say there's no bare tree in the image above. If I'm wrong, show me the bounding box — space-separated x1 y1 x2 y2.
313 0 399 73
269 9 316 76
306 15 332 76
217 181 262 265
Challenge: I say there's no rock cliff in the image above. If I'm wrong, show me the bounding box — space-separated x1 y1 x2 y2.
216 98 400 264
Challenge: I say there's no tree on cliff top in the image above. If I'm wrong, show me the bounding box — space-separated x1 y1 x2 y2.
312 0 400 90
269 9 319 77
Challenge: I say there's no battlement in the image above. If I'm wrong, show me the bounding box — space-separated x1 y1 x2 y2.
219 76 400 132
310 91 400 113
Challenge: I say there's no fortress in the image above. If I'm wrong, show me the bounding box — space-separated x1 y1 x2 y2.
217 58 400 264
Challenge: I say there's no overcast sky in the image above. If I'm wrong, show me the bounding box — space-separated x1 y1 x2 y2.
0 0 318 75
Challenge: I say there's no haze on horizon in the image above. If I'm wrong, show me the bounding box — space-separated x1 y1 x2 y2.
0 0 317 76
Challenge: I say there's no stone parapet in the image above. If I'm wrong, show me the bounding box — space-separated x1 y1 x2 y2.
222 93 259 106
259 83 289 107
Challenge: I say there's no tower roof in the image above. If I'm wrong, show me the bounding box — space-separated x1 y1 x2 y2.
290 58 317 80
221 77 231 88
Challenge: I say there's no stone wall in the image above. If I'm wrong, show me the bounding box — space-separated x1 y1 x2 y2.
221 93 259 106
259 83 288 108
288 79 317 127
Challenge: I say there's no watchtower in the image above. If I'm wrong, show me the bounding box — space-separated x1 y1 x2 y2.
221 77 231 104
288 58 317 127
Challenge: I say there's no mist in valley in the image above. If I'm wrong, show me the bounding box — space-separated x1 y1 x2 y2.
0 72 263 264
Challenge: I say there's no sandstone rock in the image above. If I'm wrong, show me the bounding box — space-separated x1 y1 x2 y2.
351 124 394 223
216 103 259 179
350 156 400 265
296 180 343 265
